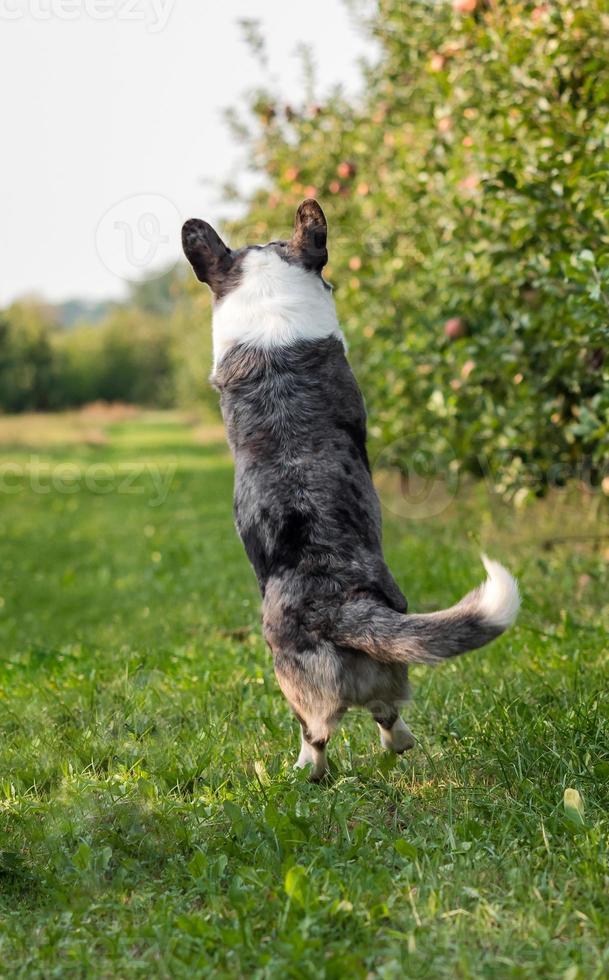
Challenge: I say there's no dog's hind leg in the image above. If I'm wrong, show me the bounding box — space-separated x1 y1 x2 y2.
293 711 344 781
271 641 345 781
372 705 415 754
295 726 328 781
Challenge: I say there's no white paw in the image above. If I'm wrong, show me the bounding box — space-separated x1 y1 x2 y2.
379 717 415 754
294 745 327 780
294 750 313 770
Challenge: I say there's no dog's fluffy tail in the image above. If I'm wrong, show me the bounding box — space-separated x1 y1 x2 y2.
331 556 520 665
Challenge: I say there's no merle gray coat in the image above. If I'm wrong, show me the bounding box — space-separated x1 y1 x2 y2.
183 199 519 779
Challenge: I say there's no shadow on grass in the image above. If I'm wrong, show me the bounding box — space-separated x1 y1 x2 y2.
0 795 196 909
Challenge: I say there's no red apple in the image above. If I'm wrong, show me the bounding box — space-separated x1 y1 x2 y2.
461 358 475 380
459 173 479 192
453 0 477 11
531 5 549 21
444 317 467 340
337 161 357 179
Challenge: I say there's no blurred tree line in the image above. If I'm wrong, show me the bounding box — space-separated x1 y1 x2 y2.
3 0 609 497
0 268 215 415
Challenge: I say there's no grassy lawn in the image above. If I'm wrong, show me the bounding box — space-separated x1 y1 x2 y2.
0 410 608 978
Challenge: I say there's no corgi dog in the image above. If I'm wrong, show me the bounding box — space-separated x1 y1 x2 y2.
182 199 520 780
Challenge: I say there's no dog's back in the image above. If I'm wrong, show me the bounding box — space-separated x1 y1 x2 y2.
214 336 408 615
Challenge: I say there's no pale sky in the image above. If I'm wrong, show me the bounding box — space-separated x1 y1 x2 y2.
0 0 372 305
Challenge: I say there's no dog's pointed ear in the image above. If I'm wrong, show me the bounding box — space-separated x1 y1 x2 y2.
182 218 233 294
290 199 328 271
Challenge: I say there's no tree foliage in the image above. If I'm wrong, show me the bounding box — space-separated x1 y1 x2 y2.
225 0 609 496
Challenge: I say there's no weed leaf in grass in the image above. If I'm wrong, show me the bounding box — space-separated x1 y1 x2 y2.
395 839 418 861
224 800 248 834
284 864 308 906
187 849 208 879
71 842 112 873
71 841 93 871
377 755 395 776
593 761 609 780
563 788 586 829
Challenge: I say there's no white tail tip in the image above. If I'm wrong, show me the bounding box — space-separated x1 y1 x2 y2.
479 554 521 629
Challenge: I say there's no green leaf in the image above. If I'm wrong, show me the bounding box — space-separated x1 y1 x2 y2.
99 846 113 872
284 864 308 905
563 788 586 828
223 800 246 832
395 839 418 860
496 170 517 189
71 841 93 871
187 850 208 878
593 761 609 780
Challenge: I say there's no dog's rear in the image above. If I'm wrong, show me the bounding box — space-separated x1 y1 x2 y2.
182 199 520 780
262 555 518 780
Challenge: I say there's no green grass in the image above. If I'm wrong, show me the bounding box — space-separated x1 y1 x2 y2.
0 411 608 978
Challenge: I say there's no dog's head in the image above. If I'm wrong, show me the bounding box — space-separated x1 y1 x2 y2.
182 199 340 367
181 199 329 301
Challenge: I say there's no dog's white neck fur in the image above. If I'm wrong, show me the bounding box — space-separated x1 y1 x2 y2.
212 249 343 368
